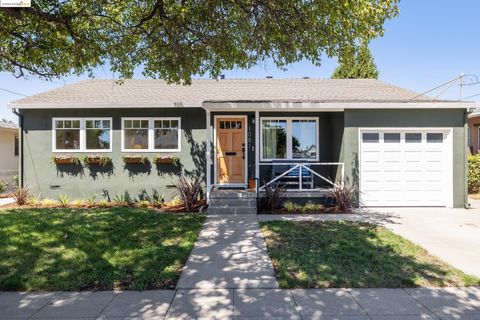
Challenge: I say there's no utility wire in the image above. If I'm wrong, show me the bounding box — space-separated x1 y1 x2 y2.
0 87 28 97
463 92 480 100
409 75 461 100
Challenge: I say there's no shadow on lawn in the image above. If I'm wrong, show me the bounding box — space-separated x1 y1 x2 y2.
262 221 480 289
0 208 205 291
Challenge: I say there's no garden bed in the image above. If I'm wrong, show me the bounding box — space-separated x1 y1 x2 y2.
261 220 480 288
0 207 205 290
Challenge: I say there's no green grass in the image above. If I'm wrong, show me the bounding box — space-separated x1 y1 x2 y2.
261 221 480 288
0 208 205 291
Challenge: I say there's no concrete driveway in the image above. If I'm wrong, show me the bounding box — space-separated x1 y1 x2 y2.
367 204 480 278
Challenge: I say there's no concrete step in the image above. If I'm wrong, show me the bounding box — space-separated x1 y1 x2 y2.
209 198 257 207
208 207 257 214
210 190 256 199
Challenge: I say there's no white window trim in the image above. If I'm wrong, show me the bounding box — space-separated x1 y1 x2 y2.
52 117 113 153
260 117 319 162
121 117 181 153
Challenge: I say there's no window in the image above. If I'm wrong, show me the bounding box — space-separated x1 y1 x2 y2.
154 119 180 150
14 136 19 156
405 133 422 143
52 118 112 152
261 117 318 160
54 119 81 150
122 117 181 152
362 133 379 143
427 133 443 143
86 120 111 150
384 133 400 143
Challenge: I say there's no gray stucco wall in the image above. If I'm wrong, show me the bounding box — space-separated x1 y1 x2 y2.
21 108 207 200
342 109 467 208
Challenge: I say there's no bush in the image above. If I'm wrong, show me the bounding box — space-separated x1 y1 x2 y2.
328 184 357 212
468 154 480 193
174 175 203 212
0 180 7 194
58 194 71 207
262 182 286 211
13 186 29 205
12 175 19 188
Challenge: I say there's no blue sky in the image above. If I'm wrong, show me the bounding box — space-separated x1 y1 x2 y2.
0 0 479 123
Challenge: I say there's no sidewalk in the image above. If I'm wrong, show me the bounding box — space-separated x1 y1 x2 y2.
1 287 479 319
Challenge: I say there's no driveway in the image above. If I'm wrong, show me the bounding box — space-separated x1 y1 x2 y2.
365 205 480 278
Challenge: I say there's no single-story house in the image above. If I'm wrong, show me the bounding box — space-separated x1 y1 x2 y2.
7 78 473 208
467 110 480 153
0 120 19 192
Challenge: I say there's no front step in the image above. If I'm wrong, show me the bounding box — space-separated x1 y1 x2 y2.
208 189 257 214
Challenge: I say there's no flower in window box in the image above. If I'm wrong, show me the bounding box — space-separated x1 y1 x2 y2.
82 155 112 166
51 155 80 165
153 155 180 165
122 155 149 164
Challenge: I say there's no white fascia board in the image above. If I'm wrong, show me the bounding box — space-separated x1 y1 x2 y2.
7 102 202 109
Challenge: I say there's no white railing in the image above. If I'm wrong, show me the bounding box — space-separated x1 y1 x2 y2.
258 162 344 192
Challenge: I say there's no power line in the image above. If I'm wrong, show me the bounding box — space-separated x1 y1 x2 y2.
463 92 480 100
0 87 28 97
409 75 461 100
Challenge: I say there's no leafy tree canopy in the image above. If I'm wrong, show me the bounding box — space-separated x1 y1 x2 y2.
331 43 379 79
1 1 398 83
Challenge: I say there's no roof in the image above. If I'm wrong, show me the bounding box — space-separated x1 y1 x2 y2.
0 121 17 130
8 78 472 109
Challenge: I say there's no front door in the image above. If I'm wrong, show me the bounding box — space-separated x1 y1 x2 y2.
216 117 246 184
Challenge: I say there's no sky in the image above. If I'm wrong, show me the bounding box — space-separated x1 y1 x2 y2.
0 0 479 123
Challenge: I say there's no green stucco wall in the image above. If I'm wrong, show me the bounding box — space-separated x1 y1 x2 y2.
20 108 207 200
342 109 467 208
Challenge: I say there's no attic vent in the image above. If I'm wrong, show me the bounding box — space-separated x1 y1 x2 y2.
220 74 225 80
266 76 273 79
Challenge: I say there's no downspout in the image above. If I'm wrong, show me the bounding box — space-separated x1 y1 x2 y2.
11 108 23 188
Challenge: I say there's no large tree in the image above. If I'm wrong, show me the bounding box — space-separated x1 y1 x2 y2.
0 1 398 83
332 44 379 79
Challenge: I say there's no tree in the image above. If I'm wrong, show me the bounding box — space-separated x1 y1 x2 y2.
0 1 398 83
332 44 379 79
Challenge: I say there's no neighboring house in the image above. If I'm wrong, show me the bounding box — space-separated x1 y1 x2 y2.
7 78 473 207
467 110 480 153
0 120 18 192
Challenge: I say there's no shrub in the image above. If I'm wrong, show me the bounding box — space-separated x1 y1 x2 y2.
58 194 71 207
72 200 83 207
86 195 97 207
263 182 286 211
41 198 57 207
302 202 325 213
328 184 357 212
174 175 203 212
0 179 6 194
151 189 164 207
468 154 480 193
12 175 19 188
114 192 136 207
283 201 300 212
13 186 29 205
27 194 42 206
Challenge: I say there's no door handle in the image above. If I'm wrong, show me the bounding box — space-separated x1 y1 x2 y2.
242 147 245 159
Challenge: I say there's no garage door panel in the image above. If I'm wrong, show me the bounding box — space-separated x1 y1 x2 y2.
360 129 450 207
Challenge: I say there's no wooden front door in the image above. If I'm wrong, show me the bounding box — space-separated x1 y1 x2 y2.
216 117 246 184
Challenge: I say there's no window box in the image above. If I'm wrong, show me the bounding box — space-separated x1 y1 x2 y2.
153 155 180 165
82 155 112 166
52 155 80 165
122 155 149 164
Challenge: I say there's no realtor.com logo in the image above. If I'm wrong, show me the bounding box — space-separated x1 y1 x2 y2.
1 0 31 7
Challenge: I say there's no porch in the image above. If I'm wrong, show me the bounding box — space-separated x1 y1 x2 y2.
204 108 345 204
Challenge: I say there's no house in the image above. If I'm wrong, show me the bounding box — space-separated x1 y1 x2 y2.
0 120 19 191
7 78 472 208
467 110 480 153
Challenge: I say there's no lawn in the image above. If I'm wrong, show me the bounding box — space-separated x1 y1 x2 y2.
0 208 205 291
261 221 480 288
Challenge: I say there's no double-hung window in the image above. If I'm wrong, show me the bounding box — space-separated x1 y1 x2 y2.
53 118 112 152
121 117 181 152
261 117 318 161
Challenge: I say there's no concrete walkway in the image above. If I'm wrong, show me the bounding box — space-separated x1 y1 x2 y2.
1 287 480 319
176 214 278 289
0 197 14 206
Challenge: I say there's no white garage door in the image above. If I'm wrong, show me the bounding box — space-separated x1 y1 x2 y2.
360 129 452 207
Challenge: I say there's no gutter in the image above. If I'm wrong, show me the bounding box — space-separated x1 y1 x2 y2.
11 108 23 188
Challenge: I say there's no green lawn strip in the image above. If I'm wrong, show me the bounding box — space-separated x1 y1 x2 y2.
260 221 480 288
0 208 205 291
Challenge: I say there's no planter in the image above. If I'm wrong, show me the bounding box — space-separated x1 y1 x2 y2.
83 155 112 166
52 155 79 165
122 155 148 164
153 156 179 165
248 178 257 190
